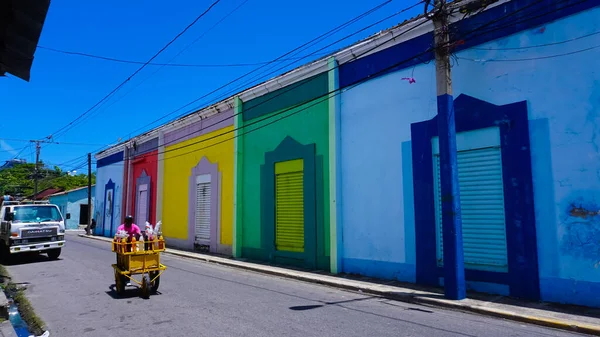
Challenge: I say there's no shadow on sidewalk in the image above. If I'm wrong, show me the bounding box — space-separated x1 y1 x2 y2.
234 255 600 320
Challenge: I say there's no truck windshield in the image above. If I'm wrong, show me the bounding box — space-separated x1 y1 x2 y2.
12 206 62 223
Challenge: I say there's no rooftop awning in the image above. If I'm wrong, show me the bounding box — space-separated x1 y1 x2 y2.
0 0 51 81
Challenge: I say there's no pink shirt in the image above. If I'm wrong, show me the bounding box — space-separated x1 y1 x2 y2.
117 223 141 238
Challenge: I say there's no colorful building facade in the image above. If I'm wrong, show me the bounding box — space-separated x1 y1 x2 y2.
93 0 600 308
162 104 235 255
94 149 125 237
127 138 158 227
335 0 600 307
235 71 332 270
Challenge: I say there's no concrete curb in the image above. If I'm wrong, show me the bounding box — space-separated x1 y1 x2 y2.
78 233 600 335
0 292 7 321
0 320 16 337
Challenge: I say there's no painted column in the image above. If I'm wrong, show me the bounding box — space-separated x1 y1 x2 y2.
433 7 465 300
328 57 343 274
121 145 130 223
156 130 165 223
126 143 134 219
233 96 244 258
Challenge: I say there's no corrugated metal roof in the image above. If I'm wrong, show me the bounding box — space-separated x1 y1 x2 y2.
47 185 95 197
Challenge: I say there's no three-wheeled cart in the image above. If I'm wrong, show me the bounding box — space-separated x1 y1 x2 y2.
111 237 166 299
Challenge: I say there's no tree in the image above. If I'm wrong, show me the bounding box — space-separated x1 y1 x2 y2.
0 162 95 197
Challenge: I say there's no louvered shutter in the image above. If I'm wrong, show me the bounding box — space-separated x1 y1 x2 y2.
195 174 211 244
136 184 148 224
275 159 304 253
433 146 508 272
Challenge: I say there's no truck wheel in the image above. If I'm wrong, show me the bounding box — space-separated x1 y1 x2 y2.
47 248 61 260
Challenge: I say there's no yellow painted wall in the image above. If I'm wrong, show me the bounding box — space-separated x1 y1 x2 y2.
162 126 234 246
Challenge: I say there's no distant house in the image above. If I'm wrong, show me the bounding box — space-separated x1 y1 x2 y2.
0 159 26 171
48 186 95 230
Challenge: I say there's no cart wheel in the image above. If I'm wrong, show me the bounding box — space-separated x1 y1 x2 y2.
150 271 160 293
141 274 151 299
114 270 125 295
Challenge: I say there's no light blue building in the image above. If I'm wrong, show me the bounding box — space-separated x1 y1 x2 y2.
335 0 600 307
94 149 125 237
49 185 95 230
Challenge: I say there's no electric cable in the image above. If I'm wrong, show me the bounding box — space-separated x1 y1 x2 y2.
136 0 576 164
47 0 223 141
62 0 576 167
53 0 407 165
115 0 404 140
459 43 600 61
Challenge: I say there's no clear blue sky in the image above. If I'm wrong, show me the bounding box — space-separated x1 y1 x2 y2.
0 0 420 173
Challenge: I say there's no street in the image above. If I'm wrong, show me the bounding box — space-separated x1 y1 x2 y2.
3 233 588 337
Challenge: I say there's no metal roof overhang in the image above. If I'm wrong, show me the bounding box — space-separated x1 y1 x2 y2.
0 0 51 81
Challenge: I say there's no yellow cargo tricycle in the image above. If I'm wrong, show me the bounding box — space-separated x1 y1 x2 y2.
111 236 166 299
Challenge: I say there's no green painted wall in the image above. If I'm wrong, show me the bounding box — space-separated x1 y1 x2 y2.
240 96 330 269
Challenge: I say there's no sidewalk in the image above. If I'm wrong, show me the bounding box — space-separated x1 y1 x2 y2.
79 233 600 335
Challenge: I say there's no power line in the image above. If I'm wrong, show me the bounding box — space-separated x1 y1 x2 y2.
64 0 570 167
127 0 562 153
459 43 600 61
472 30 600 50
136 0 533 157
182 0 427 121
37 44 333 68
0 137 107 146
54 0 256 138
100 0 547 164
47 0 222 141
0 146 26 154
54 0 401 166
120 0 414 143
133 0 569 163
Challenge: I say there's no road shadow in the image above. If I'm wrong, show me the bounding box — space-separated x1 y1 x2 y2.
2 252 61 266
105 284 162 300
290 296 378 311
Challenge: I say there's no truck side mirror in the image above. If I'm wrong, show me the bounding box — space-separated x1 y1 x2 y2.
4 212 14 221
66 213 71 220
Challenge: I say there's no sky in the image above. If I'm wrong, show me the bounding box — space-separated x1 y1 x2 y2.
0 0 421 173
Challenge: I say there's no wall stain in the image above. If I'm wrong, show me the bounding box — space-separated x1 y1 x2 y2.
560 198 600 268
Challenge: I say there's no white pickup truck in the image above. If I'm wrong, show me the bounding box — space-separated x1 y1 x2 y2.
0 200 66 261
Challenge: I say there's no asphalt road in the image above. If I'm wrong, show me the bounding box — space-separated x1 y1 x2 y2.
3 233 589 337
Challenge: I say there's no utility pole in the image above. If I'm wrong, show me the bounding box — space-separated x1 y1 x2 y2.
431 0 466 300
86 153 92 235
33 140 41 199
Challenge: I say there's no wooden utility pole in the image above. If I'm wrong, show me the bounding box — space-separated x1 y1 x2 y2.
431 0 466 300
33 140 41 199
87 153 92 235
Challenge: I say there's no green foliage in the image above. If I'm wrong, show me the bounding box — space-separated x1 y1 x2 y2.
0 162 95 196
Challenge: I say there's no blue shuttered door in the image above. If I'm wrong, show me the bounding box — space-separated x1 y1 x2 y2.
433 145 508 272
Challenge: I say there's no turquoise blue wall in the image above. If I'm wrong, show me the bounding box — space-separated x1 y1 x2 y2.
94 152 124 237
50 187 95 230
49 194 69 226
339 5 600 307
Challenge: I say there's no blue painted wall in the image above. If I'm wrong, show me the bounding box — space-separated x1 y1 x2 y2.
339 5 600 307
94 153 124 237
49 186 95 230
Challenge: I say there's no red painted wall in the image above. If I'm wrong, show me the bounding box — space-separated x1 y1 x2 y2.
129 150 158 227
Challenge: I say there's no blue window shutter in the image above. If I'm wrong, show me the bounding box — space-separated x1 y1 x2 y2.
434 146 508 272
